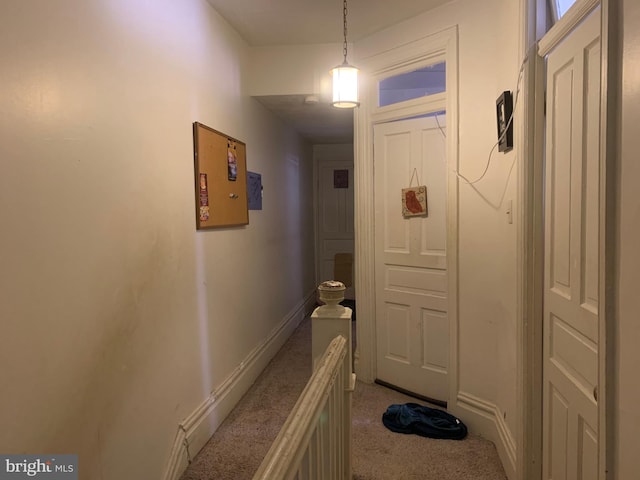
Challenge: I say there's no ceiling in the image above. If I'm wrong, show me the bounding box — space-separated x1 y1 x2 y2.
254 95 355 145
206 0 450 143
205 0 449 46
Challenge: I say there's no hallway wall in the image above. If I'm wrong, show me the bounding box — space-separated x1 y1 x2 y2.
0 1 315 478
248 43 341 101
354 0 522 476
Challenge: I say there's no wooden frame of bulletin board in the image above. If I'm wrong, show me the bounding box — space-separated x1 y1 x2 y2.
193 122 248 229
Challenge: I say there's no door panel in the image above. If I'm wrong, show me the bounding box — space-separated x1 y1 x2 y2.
578 423 598 480
386 265 447 295
543 8 600 480
374 115 448 403
421 308 449 371
548 385 570 480
384 303 411 363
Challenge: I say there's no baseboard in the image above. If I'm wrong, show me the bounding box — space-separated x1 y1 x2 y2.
456 391 517 480
162 289 317 480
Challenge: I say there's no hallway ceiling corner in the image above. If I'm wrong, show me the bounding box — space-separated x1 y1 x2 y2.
254 95 354 145
206 0 450 144
205 0 451 47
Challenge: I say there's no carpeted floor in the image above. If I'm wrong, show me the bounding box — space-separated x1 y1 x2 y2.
180 316 507 480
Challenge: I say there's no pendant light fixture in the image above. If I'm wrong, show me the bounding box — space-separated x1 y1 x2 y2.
331 0 359 108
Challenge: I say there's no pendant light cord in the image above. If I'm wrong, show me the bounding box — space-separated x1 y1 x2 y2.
342 0 349 63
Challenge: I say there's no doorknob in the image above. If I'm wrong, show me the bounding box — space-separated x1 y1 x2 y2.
593 385 598 402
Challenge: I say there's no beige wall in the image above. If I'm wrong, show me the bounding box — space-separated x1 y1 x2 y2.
616 0 640 477
0 0 315 478
353 0 522 475
249 43 343 101
360 0 520 417
5 0 635 478
249 15 523 458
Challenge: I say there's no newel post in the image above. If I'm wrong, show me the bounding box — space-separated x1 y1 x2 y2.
311 281 356 480
312 281 353 369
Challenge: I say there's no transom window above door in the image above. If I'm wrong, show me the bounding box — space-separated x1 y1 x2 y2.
378 61 446 107
549 0 578 21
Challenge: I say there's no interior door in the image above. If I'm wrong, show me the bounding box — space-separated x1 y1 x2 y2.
543 8 601 480
374 115 448 404
316 160 355 298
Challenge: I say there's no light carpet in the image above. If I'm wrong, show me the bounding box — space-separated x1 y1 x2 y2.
180 316 507 480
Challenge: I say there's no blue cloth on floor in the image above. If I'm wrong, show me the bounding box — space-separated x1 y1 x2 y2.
382 403 468 440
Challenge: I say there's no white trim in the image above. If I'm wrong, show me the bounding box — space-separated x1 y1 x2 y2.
444 25 459 409
535 4 609 480
162 289 317 480
358 30 449 71
599 1 615 478
313 150 356 296
353 26 458 392
162 428 188 480
538 0 599 56
523 3 612 480
372 92 446 124
518 2 547 480
517 51 546 480
457 391 517 479
313 149 320 289
352 99 374 382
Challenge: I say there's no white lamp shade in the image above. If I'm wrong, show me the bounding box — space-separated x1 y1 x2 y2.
331 63 359 108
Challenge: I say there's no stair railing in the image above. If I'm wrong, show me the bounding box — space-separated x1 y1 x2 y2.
252 281 355 480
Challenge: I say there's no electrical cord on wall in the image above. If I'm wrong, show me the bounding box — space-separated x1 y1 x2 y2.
434 47 533 186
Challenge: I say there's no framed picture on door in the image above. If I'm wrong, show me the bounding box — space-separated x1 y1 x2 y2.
402 186 428 218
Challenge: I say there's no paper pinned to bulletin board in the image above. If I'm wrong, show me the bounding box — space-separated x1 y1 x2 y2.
402 168 428 218
247 171 262 210
193 122 248 229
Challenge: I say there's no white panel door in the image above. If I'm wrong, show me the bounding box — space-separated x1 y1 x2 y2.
374 115 448 403
317 160 355 297
543 8 600 480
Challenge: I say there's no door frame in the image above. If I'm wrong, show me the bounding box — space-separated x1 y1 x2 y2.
353 26 459 403
313 151 355 294
519 0 617 478
516 2 546 480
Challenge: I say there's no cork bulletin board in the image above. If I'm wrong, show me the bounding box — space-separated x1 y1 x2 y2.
193 122 249 229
